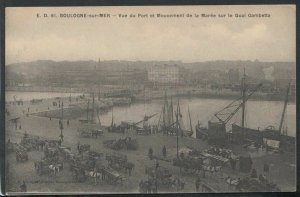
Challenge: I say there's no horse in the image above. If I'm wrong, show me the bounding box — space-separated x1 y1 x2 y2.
49 164 60 176
203 165 222 177
34 161 39 170
225 176 239 190
86 170 102 185
37 140 45 151
124 162 135 176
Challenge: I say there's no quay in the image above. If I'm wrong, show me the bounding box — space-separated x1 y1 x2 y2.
5 94 296 194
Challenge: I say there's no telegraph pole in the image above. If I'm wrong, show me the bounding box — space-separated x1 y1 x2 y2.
59 101 64 142
279 82 291 135
241 68 246 140
176 100 179 158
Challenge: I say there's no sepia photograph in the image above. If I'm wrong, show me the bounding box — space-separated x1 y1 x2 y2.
4 5 296 194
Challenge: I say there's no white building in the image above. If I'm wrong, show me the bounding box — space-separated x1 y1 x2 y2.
148 64 184 84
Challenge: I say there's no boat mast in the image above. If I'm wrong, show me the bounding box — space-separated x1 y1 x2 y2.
170 97 174 125
176 100 179 158
163 90 167 127
241 68 246 137
60 101 64 142
111 108 114 126
61 101 64 120
157 110 162 129
279 82 291 135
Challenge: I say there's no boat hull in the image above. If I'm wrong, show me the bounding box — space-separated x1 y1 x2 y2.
231 124 295 152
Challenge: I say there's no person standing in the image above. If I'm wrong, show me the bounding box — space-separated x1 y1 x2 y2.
251 168 257 178
148 147 153 160
147 180 152 193
77 141 81 153
195 177 200 192
162 145 167 158
20 181 27 192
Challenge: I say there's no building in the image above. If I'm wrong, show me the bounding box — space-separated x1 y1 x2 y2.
228 68 240 84
148 64 185 84
273 66 296 86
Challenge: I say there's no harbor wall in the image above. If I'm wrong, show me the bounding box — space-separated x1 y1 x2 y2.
6 85 295 102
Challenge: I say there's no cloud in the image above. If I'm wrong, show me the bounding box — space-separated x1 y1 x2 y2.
231 23 269 45
5 6 296 64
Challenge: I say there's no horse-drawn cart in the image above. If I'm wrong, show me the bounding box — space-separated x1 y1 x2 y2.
58 146 72 160
105 152 134 175
103 137 138 150
34 160 50 175
20 134 40 151
78 144 91 153
34 159 63 175
143 166 185 191
102 167 125 185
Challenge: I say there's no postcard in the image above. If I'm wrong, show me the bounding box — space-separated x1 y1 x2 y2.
5 5 296 194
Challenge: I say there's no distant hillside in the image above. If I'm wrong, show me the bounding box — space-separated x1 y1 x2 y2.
6 59 295 78
184 60 295 72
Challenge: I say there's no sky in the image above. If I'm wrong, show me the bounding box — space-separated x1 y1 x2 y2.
5 5 296 64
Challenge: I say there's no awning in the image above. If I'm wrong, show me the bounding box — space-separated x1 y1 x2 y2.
263 138 280 149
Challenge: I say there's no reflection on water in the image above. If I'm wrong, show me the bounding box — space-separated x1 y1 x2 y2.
7 91 296 137
98 98 296 137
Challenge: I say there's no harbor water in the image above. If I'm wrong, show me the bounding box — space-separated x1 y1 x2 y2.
6 91 296 137
100 98 296 138
6 91 82 102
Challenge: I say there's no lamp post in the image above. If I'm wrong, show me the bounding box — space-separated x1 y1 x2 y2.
155 159 158 193
59 101 64 142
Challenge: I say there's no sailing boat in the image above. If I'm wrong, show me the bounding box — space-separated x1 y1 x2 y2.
77 93 103 137
176 100 193 137
107 107 123 133
195 70 262 145
195 71 295 152
78 92 99 124
134 113 158 135
231 82 295 152
159 92 193 137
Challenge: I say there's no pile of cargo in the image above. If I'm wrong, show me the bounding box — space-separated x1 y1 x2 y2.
103 137 138 150
15 144 28 162
78 144 91 153
236 177 280 192
77 127 104 138
173 155 205 171
20 135 41 151
69 150 126 184
205 147 232 159
84 150 104 162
